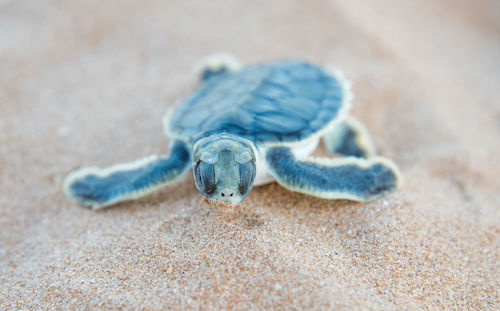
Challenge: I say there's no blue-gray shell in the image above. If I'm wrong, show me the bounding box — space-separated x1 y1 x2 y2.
168 60 347 145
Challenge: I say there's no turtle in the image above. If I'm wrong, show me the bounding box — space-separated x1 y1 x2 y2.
63 54 402 210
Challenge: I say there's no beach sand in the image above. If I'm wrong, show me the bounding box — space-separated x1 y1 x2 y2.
1 0 499 309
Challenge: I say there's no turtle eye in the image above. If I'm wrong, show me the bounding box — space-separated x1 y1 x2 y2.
238 161 256 196
194 161 216 196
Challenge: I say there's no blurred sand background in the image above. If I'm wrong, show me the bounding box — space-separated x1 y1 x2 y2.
1 0 499 309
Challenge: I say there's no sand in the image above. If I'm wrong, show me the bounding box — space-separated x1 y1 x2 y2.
1 0 499 309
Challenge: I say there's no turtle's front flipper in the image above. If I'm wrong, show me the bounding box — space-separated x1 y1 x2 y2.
266 147 402 202
63 140 191 210
323 116 376 158
194 53 241 82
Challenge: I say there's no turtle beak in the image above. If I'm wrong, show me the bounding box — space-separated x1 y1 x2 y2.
214 188 243 205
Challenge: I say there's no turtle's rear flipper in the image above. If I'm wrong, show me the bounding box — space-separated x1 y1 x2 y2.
322 116 376 158
194 53 241 82
266 147 402 202
63 141 191 210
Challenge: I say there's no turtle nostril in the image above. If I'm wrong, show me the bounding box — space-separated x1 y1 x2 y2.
220 191 233 198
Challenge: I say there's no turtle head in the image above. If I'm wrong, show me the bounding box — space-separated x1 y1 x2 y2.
192 134 256 206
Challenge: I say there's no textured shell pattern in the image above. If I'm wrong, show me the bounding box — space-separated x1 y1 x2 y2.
168 60 346 145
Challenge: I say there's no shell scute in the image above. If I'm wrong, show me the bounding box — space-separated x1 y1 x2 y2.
255 111 307 133
168 60 349 145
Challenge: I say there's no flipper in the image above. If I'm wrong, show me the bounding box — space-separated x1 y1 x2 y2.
194 53 242 82
266 147 402 202
323 116 376 158
63 140 191 209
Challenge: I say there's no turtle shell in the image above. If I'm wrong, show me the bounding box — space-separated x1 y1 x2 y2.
166 60 350 145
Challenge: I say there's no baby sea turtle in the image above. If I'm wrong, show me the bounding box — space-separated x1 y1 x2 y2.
63 54 402 209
